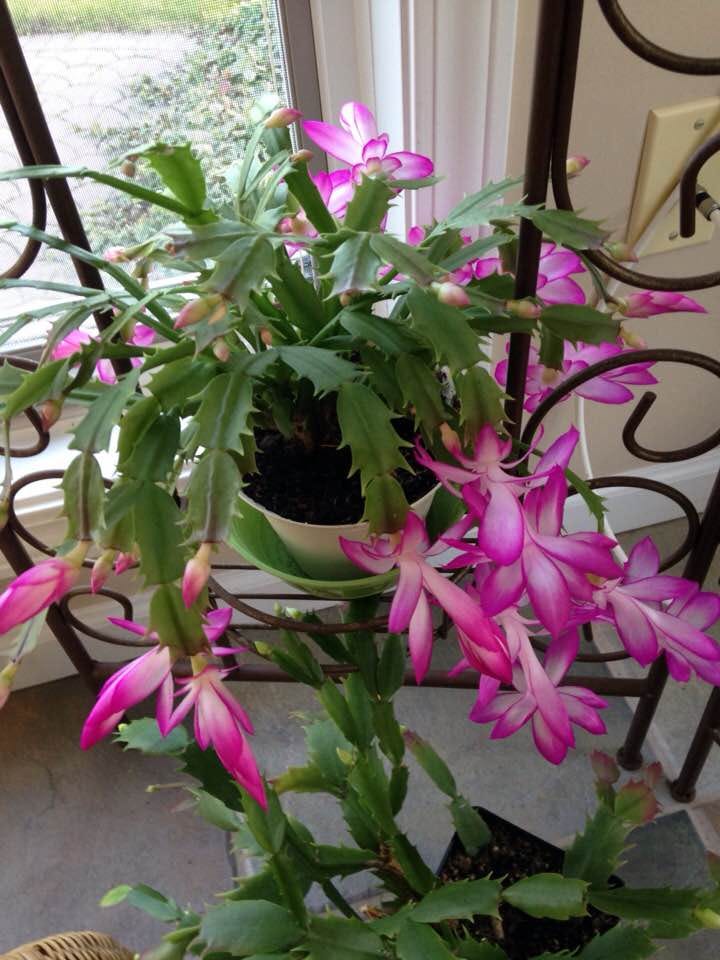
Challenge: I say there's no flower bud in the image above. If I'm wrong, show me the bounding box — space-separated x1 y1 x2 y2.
39 397 63 432
207 299 229 326
590 749 620 784
620 326 646 349
173 294 223 330
434 281 470 307
182 542 213 609
120 158 137 178
0 660 18 710
291 149 314 165
540 365 561 385
505 299 541 320
260 327 273 346
265 106 302 129
90 549 115 594
695 908 720 930
339 291 357 307
605 241 638 263
566 154 589 178
103 246 129 263
114 550 136 575
213 338 231 362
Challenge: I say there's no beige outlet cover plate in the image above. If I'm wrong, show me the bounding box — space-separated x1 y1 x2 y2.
627 96 720 256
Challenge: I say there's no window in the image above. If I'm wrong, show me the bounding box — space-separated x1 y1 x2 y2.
0 0 320 351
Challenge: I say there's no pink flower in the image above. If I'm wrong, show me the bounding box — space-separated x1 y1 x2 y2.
0 551 85 635
303 102 433 182
592 538 720 684
416 424 578 567
620 291 706 318
494 339 658 412
165 660 265 808
340 512 512 684
475 242 586 305
103 247 129 263
448 464 620 637
51 323 155 384
470 629 607 764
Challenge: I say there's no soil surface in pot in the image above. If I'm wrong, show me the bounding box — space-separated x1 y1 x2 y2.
440 813 617 959
243 421 436 525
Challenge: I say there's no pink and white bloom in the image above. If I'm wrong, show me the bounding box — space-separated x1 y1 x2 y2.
475 241 586 305
494 340 658 413
303 102 433 182
51 322 155 384
619 291 706 319
165 659 265 808
448 466 620 636
340 512 511 684
416 424 578 567
592 537 720 684
470 628 607 764
80 607 251 758
0 550 85 635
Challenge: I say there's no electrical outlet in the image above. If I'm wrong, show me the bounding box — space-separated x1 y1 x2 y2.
626 97 720 256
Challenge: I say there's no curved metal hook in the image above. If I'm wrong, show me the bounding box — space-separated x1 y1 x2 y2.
679 131 720 238
597 0 720 75
522 348 720 463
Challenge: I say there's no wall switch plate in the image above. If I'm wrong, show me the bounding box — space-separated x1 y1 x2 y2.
627 96 720 256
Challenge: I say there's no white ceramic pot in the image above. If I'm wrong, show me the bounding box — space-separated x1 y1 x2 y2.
238 485 438 581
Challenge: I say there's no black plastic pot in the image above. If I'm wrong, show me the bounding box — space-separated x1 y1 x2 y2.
437 807 620 960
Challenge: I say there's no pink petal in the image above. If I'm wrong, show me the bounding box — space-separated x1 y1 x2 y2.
388 560 423 633
544 631 579 684
531 467 567 536
478 483 524 565
400 511 432 554
623 576 689 602
673 590 720 631
408 590 433 683
534 426 579 475
535 533 621 579
491 695 536 738
538 276 586 305
649 607 720 661
339 537 396 574
339 101 378 142
302 120 362 165
204 606 233 643
523 546 570 637
539 250 585 281
531 712 570 763
362 136 389 162
624 537 660 581
608 594 658 665
469 676 503 721
480 560 525 616
388 151 434 179
576 379 634 404
561 692 607 734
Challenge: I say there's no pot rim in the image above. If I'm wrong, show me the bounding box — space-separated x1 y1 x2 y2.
238 483 439 533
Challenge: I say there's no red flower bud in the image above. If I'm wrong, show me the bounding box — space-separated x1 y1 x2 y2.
265 106 302 129
566 154 589 178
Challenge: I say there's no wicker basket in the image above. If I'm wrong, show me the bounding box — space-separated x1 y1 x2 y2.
1 932 134 960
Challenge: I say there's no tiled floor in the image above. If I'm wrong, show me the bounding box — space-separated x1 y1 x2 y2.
2 518 720 955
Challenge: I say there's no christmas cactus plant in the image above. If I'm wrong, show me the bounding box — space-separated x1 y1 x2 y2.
0 98 718 954
102 625 720 959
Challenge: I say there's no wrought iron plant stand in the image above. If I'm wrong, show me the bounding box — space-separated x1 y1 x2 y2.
1 0 719 802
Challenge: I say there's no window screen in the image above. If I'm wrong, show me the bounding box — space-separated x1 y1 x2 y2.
1 0 295 349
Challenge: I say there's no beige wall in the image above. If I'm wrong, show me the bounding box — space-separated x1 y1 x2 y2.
506 0 720 473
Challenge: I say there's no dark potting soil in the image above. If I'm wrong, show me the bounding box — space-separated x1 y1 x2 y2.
439 812 618 959
243 422 436 525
